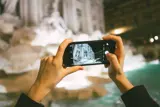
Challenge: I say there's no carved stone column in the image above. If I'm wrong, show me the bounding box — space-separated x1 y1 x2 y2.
63 0 78 33
2 0 18 15
82 0 105 33
20 0 44 26
82 0 93 34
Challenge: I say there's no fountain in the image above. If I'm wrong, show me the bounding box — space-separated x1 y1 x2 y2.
0 0 151 106
0 1 109 106
0 0 147 90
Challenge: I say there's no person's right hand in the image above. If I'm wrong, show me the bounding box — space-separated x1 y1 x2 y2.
103 35 125 81
103 35 134 93
28 39 83 102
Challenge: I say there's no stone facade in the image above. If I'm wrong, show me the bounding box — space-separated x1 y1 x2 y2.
0 0 105 34
19 0 44 25
63 0 105 34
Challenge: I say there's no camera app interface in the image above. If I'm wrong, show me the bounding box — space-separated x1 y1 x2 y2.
69 42 110 66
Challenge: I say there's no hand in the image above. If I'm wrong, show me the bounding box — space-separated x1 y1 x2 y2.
103 35 134 93
28 39 83 102
103 35 125 81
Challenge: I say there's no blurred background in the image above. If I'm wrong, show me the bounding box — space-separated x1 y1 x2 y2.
0 0 160 107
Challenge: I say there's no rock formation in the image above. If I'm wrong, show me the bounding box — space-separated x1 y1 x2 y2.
51 85 107 101
0 38 9 52
0 13 22 34
11 27 36 46
0 44 44 74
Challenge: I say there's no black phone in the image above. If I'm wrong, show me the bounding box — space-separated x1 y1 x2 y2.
63 40 116 67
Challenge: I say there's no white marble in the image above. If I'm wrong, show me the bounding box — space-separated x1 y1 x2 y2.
17 0 105 33
62 0 105 34
53 0 60 12
0 13 21 34
20 0 43 25
0 45 43 74
1 0 18 15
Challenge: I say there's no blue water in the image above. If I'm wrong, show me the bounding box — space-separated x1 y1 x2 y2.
52 63 160 107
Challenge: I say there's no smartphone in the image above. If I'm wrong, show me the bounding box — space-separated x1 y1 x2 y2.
63 40 116 67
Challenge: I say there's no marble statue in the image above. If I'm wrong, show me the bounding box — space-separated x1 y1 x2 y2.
50 11 67 32
53 0 60 12
49 0 67 32
1 0 19 15
40 12 67 33
40 0 67 33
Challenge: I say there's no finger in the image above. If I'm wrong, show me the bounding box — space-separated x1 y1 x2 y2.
40 57 45 62
47 56 54 63
65 66 84 75
44 57 49 61
56 39 73 60
106 53 119 68
39 57 48 71
104 51 110 68
43 57 49 67
52 56 55 59
103 35 124 57
40 57 48 66
40 58 45 69
104 64 110 68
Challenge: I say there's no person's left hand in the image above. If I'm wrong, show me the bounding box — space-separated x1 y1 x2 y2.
28 39 83 102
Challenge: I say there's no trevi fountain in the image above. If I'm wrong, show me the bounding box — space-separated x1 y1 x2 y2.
0 0 159 107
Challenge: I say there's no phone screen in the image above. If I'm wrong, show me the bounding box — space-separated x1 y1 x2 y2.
63 40 116 67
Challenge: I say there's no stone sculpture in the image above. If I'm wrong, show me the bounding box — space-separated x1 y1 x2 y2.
1 0 19 15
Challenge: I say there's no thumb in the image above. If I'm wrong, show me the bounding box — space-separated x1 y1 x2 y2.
106 52 119 68
66 66 84 75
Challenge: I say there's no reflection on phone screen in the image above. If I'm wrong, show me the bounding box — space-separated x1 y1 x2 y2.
70 42 110 66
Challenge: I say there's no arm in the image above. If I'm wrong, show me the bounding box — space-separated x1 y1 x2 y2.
103 35 159 107
114 76 159 107
15 39 83 107
121 85 159 107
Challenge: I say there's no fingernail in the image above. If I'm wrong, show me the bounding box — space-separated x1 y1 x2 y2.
105 51 109 55
67 38 73 41
103 33 110 37
79 67 84 70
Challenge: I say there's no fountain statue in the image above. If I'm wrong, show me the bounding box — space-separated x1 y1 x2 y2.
53 0 60 12
50 11 67 32
32 0 69 46
0 1 151 106
1 0 19 15
39 0 67 33
0 0 21 34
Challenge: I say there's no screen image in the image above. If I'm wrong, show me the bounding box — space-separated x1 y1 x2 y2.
69 41 111 66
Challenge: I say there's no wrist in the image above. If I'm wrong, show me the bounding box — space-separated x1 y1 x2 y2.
111 73 126 82
113 75 134 93
28 83 51 103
